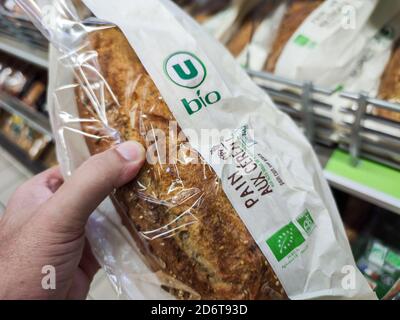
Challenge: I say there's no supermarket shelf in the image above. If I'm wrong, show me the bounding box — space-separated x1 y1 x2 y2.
0 34 48 69
315 145 399 214
325 171 400 216
0 131 47 174
0 92 53 138
323 148 400 215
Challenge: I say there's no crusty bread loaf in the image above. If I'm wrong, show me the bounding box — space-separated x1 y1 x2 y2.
76 27 287 300
264 0 323 72
226 0 280 57
377 41 400 122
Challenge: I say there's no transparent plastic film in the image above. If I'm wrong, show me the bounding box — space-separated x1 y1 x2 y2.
17 0 376 300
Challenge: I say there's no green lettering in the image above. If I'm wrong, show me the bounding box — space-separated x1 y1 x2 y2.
181 98 202 115
205 91 221 104
173 60 198 80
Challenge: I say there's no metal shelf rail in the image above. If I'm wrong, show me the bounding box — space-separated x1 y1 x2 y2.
0 92 53 138
248 70 400 215
248 70 400 167
340 91 400 166
0 93 52 174
0 130 48 174
0 34 48 69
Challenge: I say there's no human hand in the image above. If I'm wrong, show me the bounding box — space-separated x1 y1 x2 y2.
0 141 145 300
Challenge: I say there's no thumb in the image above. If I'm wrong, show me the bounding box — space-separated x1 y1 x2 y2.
42 141 146 232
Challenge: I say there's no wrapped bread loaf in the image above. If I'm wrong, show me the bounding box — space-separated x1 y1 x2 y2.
173 0 194 7
76 27 287 300
226 0 280 57
189 0 231 23
264 0 323 72
377 41 400 122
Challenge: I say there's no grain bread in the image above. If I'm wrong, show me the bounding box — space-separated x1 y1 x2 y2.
226 0 280 57
377 41 400 122
76 27 287 300
264 0 323 72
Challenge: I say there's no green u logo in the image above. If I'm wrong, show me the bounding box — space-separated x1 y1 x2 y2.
164 52 207 89
172 60 199 80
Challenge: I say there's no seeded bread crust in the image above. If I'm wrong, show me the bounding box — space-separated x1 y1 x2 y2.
76 27 287 300
264 0 323 72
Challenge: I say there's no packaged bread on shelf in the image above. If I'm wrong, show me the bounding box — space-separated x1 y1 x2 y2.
18 0 376 300
377 41 400 122
189 0 231 23
264 0 323 72
226 0 281 58
173 0 195 9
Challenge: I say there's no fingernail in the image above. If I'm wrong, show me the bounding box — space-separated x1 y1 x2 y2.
116 141 145 162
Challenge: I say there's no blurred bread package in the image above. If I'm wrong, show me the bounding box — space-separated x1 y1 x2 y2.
201 0 260 43
271 0 399 85
265 0 323 72
377 41 400 122
226 0 286 70
18 0 377 300
259 0 400 129
188 0 231 23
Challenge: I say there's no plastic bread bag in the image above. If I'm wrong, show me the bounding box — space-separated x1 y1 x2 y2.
17 0 376 300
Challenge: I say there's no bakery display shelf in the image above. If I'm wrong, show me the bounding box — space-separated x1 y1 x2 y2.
283 104 400 170
0 130 47 174
249 71 400 214
0 92 53 138
324 149 400 216
248 70 400 169
285 118 400 213
0 34 48 69
311 145 400 215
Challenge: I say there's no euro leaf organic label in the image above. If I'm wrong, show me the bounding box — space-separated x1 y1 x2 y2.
266 222 305 262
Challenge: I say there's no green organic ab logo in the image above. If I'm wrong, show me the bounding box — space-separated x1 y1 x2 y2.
164 51 207 89
296 210 315 235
